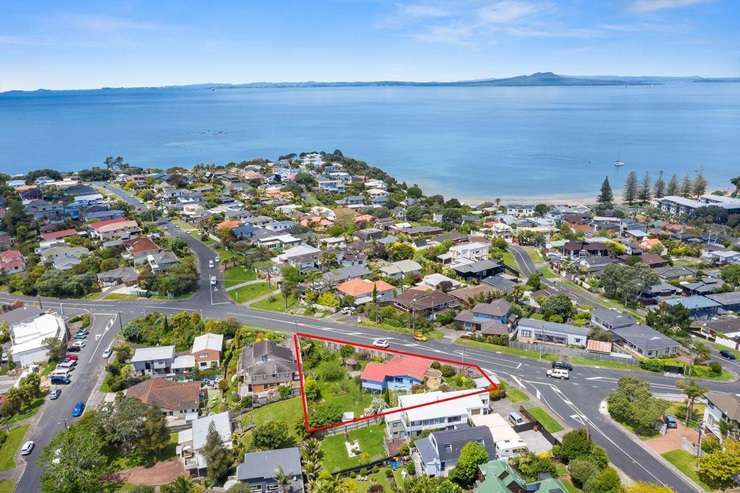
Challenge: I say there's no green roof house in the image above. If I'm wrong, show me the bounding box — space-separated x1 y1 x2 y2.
475 460 567 493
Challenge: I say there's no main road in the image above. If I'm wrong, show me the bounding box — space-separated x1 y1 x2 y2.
10 186 735 493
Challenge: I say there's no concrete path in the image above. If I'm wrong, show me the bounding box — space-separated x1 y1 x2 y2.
244 289 281 306
225 279 263 292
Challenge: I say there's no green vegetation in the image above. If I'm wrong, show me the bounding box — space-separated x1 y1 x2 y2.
0 480 14 493
568 356 639 371
230 282 273 303
252 293 297 312
527 407 563 433
505 384 529 404
502 251 519 271
608 377 668 436
662 450 711 492
239 398 303 450
0 425 29 470
224 266 257 288
456 337 558 361
319 424 386 472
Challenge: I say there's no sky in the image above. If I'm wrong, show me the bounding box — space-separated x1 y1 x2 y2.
1 0 739 91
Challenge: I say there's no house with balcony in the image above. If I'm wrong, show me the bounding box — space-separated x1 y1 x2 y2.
516 319 588 347
178 412 233 475
702 391 740 440
414 425 495 477
131 345 176 375
236 341 298 395
361 356 432 392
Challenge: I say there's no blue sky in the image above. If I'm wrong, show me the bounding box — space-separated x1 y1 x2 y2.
1 0 738 91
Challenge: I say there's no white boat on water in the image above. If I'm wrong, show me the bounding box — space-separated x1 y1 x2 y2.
614 160 625 167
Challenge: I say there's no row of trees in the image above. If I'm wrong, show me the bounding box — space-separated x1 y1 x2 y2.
597 170 708 207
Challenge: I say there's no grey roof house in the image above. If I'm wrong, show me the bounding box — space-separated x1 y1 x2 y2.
131 345 176 375
235 447 304 492
516 319 589 347
590 308 635 331
611 324 681 358
236 341 298 395
414 425 495 477
455 300 512 335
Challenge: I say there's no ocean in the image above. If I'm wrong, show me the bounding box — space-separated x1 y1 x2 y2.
1 83 739 200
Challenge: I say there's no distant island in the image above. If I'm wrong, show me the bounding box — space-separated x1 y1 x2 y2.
4 71 740 95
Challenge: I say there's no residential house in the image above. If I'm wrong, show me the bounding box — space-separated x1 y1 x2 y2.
39 228 77 242
702 249 740 266
385 390 490 439
264 220 295 233
147 251 179 273
706 291 740 313
24 199 63 221
455 300 512 336
89 217 140 241
696 318 740 350
481 275 518 295
1 308 66 367
125 237 161 264
336 278 396 305
474 459 569 493
131 345 176 375
393 289 460 319
40 245 89 270
471 413 528 460
680 278 725 296
665 296 721 319
449 285 500 304
443 242 490 265
380 259 423 280
415 425 495 477
235 447 305 493
322 264 371 285
356 228 384 242
236 341 298 394
178 412 233 475
590 308 636 331
0 250 25 275
506 204 535 217
453 259 505 281
361 356 432 392
611 324 681 358
655 265 696 281
420 274 462 292
656 195 702 216
191 333 224 369
702 391 740 440
257 234 302 249
126 379 201 421
562 241 609 258
97 267 139 287
274 245 321 271
516 319 589 347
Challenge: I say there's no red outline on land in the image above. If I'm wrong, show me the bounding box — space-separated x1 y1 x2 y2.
293 332 497 433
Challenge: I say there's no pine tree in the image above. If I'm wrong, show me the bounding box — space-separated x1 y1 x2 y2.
653 171 665 198
666 174 679 196
638 172 651 203
597 177 613 207
623 171 638 205
203 422 232 484
680 175 693 197
693 172 707 197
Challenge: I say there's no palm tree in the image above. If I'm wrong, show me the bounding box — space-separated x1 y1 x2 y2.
275 466 291 493
677 379 706 424
161 476 194 493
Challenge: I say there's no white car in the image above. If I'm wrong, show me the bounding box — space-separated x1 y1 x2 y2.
20 441 35 456
214 255 220 263
102 345 113 359
208 260 215 268
372 339 390 348
546 368 570 380
210 276 217 286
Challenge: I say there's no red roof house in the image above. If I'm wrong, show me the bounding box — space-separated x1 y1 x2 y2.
0 250 25 274
40 228 77 242
360 356 432 391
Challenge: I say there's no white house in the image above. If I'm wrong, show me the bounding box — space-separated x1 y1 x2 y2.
703 391 740 440
8 312 67 367
178 411 233 474
445 242 490 264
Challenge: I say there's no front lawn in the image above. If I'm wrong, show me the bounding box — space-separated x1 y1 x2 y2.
500 380 528 403
252 293 298 312
0 480 14 493
230 282 273 303
527 406 563 433
456 337 558 362
356 468 400 493
502 251 519 271
224 266 257 288
0 425 29 471
320 424 387 472
359 318 444 340
240 398 303 450
662 449 711 491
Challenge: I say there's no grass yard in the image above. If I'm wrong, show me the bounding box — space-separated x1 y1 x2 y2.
662 449 711 492
540 266 558 279
240 398 303 450
224 266 257 288
215 247 241 263
562 479 582 493
0 481 14 493
252 293 298 312
527 406 564 433
320 424 387 472
104 293 139 300
502 251 519 272
359 319 444 340
456 337 558 362
568 356 641 371
206 389 223 412
501 381 529 403
0 425 29 471
525 247 544 263
356 468 399 493
230 282 273 303
1 399 44 426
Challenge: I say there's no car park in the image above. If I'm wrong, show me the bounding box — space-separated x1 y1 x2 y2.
546 368 570 379
20 441 35 455
72 400 85 417
49 388 61 400
551 360 574 371
719 350 736 360
372 339 390 348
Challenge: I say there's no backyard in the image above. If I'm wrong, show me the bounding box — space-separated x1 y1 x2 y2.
240 397 303 449
320 424 387 472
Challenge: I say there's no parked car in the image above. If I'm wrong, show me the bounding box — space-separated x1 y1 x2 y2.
49 388 62 400
67 345 81 353
508 412 526 426
339 307 353 315
209 260 215 268
372 339 390 348
70 340 86 350
214 255 220 263
102 345 113 359
210 276 217 286
719 350 737 360
20 441 35 456
65 353 79 361
664 415 678 429
50 374 70 385
57 360 76 371
72 400 85 417
551 360 574 371
546 368 570 380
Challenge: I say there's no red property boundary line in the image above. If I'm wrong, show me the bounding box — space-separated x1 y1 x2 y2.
293 332 497 433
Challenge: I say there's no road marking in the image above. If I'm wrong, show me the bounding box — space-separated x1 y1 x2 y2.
510 374 526 389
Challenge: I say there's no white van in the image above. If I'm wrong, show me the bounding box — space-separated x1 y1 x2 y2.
51 368 71 379
508 412 526 427
546 368 570 380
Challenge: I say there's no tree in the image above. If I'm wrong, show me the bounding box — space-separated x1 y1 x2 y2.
676 380 706 424
693 172 707 197
600 263 658 306
526 273 542 291
274 466 291 493
607 377 668 435
698 438 740 489
653 171 665 199
138 405 171 462
253 421 296 450
43 336 66 363
680 175 693 197
407 184 423 199
510 452 557 482
203 421 232 484
720 264 740 287
95 396 154 456
569 458 601 488
645 302 691 337
557 429 594 463
666 174 679 196
540 294 575 321
598 177 613 207
637 172 651 203
583 466 621 493
449 441 488 488
623 171 638 205
625 483 673 493
534 203 549 216
161 477 195 493
40 417 107 493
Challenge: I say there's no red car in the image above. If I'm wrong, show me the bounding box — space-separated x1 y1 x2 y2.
65 353 79 361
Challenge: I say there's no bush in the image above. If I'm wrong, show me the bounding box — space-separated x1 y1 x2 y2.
440 365 456 378
569 458 600 487
708 361 722 375
701 435 720 454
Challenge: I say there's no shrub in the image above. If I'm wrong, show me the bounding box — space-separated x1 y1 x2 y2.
369 485 383 493
569 458 600 487
708 361 722 375
440 365 457 378
701 435 720 454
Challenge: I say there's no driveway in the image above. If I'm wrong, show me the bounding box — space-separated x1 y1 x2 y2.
645 422 699 454
115 459 185 485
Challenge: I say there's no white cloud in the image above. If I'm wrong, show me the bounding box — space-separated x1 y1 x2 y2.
477 0 541 24
628 0 714 14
